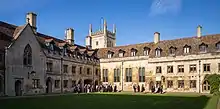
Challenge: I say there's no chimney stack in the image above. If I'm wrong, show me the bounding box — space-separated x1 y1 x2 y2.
65 28 74 45
85 36 92 48
197 25 202 38
154 32 160 44
26 12 37 32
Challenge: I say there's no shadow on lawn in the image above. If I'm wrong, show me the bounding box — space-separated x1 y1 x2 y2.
0 93 212 109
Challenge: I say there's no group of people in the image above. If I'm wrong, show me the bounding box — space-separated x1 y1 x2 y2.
132 84 164 94
133 84 145 93
72 83 164 94
72 84 118 93
151 84 164 94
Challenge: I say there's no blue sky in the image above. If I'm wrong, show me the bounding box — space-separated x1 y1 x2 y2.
0 0 220 46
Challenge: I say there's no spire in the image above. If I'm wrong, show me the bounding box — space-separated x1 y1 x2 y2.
89 24 92 36
113 24 116 34
103 19 107 35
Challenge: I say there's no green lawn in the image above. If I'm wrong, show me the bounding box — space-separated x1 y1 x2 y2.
0 93 218 109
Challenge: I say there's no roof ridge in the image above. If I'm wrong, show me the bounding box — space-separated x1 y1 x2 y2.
101 33 220 50
0 21 18 29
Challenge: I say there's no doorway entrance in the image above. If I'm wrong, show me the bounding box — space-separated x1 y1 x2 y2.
46 77 52 93
84 79 93 85
149 81 154 90
15 80 22 96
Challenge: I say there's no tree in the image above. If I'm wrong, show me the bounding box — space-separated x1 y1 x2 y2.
204 74 220 95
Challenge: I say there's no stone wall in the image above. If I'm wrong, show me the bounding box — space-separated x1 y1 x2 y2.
100 53 220 93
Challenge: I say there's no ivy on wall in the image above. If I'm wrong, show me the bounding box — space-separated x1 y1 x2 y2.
205 74 220 95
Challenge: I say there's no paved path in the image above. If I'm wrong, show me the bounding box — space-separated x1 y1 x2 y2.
0 93 78 100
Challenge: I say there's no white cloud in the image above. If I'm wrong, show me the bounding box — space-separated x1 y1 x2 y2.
149 0 182 16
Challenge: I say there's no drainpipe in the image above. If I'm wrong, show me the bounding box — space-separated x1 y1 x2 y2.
92 64 94 86
199 60 201 93
121 61 124 91
4 47 7 96
61 57 63 93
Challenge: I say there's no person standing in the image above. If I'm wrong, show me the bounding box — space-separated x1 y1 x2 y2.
141 84 145 92
114 85 117 92
133 84 137 93
160 85 163 94
137 85 140 92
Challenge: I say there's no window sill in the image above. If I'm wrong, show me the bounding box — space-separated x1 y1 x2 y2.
189 72 197 73
203 71 211 73
46 70 53 72
199 51 207 54
24 65 32 67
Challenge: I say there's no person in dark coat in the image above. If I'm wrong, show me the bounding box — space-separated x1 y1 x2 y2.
114 85 117 92
151 85 155 93
137 85 140 92
133 84 136 93
160 85 163 94
110 85 113 92
141 84 145 92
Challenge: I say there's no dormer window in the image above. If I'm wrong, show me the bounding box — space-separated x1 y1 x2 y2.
199 43 208 53
119 49 125 57
143 47 150 56
169 46 176 55
216 42 220 51
50 43 54 51
107 51 113 58
155 47 161 57
183 45 191 54
63 47 67 56
131 48 137 57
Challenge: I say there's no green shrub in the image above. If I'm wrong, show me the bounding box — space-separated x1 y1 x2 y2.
205 74 220 94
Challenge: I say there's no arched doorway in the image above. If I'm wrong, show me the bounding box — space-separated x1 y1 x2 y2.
149 81 154 90
202 80 210 91
84 79 92 85
95 80 98 86
15 80 22 96
46 77 52 93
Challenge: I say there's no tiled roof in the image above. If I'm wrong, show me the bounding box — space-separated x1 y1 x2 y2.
0 21 98 59
97 34 220 59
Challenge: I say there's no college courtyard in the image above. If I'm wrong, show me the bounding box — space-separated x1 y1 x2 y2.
0 92 219 109
1 0 220 109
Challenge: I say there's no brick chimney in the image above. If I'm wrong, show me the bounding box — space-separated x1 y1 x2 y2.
26 12 37 32
65 28 74 45
197 25 202 38
154 32 160 44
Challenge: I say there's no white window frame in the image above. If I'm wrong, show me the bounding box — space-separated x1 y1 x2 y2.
107 53 112 58
155 49 161 57
184 47 190 54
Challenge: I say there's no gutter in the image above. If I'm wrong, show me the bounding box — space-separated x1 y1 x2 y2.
4 47 8 96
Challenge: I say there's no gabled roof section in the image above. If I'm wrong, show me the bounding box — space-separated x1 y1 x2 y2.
0 21 99 59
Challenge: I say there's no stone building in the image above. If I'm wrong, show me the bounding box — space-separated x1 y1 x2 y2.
0 12 218 96
96 26 219 93
0 12 100 96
